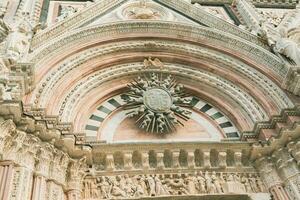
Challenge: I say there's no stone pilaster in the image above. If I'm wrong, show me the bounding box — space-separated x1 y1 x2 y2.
0 161 14 200
46 180 65 200
67 157 86 200
9 165 33 200
272 148 300 200
255 157 289 200
32 146 53 200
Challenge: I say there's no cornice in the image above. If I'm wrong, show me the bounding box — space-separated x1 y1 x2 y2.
191 0 299 8
250 107 300 160
0 101 92 161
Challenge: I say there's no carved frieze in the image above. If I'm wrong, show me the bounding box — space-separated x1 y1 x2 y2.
82 172 267 199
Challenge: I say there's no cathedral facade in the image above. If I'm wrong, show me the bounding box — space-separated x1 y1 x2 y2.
0 0 300 199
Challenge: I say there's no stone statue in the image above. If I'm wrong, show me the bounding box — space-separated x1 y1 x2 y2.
274 28 300 65
56 5 78 22
91 179 100 198
241 174 252 193
83 180 91 199
111 179 126 198
256 178 266 192
97 177 111 199
197 171 207 193
155 176 169 196
212 171 223 193
5 14 32 62
146 175 156 196
185 174 198 194
249 174 259 193
0 78 12 100
205 171 216 194
134 175 147 197
260 21 300 65
127 1 159 20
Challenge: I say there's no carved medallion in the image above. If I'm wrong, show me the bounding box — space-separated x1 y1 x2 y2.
143 88 172 112
119 0 172 20
122 59 192 134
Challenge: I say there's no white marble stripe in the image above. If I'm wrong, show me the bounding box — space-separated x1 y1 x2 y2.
102 101 117 110
215 116 228 124
205 108 219 116
193 101 206 110
114 95 125 105
85 130 97 137
93 110 108 118
87 119 101 127
223 126 237 133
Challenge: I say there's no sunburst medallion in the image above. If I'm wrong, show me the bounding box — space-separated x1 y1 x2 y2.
121 73 192 134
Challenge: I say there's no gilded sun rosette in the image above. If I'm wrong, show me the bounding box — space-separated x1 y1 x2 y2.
121 72 192 134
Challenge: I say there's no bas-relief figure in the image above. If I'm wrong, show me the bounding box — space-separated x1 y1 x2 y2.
81 172 267 199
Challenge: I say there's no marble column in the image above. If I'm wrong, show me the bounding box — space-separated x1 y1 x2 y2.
157 152 164 170
47 181 65 200
8 165 33 200
255 157 289 200
234 151 242 167
218 151 227 168
273 148 300 200
32 175 47 200
31 153 51 200
67 176 82 200
106 154 114 171
141 152 149 169
124 152 133 170
187 150 195 169
172 151 180 168
0 161 14 200
203 150 211 169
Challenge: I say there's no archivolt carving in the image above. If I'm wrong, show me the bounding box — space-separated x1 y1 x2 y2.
29 22 284 78
55 63 268 124
28 40 292 121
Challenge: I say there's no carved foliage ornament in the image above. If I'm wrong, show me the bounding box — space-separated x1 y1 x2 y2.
121 58 192 134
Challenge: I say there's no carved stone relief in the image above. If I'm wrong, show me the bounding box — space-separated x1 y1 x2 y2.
82 172 267 199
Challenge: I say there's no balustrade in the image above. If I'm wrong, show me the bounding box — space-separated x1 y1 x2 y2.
91 143 249 173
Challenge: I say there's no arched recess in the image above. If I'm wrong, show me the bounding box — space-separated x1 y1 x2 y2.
23 21 294 139
84 94 240 142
